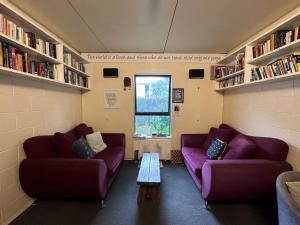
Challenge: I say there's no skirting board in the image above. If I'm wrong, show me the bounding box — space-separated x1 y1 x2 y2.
3 199 34 225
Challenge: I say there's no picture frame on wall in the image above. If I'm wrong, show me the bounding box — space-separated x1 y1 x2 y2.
104 90 120 108
172 88 184 103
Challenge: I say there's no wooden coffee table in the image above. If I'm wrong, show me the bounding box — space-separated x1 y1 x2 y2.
136 153 160 204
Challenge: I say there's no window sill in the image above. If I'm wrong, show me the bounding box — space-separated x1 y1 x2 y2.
133 135 172 139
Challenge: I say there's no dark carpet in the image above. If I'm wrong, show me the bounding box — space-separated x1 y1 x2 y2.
10 161 278 225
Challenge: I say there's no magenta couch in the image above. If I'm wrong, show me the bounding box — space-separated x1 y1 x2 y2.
181 123 292 202
19 123 125 202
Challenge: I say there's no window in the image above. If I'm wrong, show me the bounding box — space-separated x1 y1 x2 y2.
134 75 171 136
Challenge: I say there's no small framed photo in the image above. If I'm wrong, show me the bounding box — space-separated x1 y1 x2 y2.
172 88 184 103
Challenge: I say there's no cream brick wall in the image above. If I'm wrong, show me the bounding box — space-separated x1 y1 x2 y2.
223 78 300 170
0 75 82 225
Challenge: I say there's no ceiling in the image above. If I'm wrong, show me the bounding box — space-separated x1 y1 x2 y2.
8 0 300 53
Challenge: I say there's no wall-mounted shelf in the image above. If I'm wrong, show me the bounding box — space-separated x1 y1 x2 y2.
0 1 91 93
215 69 245 81
214 6 300 93
63 63 91 77
217 46 246 64
248 39 300 65
0 32 60 64
0 66 90 91
215 72 300 92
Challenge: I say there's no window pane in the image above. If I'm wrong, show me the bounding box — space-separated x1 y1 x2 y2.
135 115 170 136
136 76 170 113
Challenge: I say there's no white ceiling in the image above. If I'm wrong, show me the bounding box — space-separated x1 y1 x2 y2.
8 0 300 53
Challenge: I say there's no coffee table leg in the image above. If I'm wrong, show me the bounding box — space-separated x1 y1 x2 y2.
137 186 146 204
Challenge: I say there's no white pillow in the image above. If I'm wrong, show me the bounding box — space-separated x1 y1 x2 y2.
86 132 107 153
286 181 300 209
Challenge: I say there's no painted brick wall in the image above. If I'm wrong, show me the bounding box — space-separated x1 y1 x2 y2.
223 78 300 170
0 75 82 225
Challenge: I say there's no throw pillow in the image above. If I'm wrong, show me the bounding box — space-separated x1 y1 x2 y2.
223 134 256 159
202 127 234 150
72 136 96 159
75 126 94 139
86 132 107 153
53 132 78 158
286 181 300 209
206 138 227 160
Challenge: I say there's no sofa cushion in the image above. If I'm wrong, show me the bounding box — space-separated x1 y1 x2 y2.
182 147 207 178
206 138 227 160
75 126 94 139
94 146 124 176
86 132 107 153
72 136 96 159
53 132 78 158
223 134 256 159
202 128 234 150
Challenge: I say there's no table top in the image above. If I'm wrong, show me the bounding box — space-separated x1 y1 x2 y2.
137 153 160 186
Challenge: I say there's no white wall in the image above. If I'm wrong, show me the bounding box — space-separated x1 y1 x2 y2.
223 79 300 170
0 75 82 225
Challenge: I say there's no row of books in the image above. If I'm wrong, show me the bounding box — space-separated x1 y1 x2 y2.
0 13 57 58
64 67 88 87
219 74 244 88
250 53 300 81
211 53 245 80
212 53 245 80
0 41 56 79
63 52 85 72
252 27 300 58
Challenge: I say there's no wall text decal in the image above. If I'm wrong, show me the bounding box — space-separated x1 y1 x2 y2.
82 53 224 63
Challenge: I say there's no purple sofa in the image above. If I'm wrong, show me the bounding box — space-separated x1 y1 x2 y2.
19 123 125 204
181 123 292 202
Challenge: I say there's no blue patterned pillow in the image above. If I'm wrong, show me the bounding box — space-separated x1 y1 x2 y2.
206 138 227 160
72 136 96 159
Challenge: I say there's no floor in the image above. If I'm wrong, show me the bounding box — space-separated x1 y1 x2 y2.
11 161 278 225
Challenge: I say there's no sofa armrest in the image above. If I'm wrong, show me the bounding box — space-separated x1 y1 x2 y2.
201 159 292 202
102 133 125 147
181 134 207 148
19 158 108 200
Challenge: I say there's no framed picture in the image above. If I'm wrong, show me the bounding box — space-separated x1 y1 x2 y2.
172 88 184 103
104 90 120 108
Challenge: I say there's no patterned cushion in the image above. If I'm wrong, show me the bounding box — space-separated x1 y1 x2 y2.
202 128 234 150
206 138 227 160
72 136 96 159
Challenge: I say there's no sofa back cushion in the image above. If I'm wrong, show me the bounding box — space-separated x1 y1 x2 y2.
53 132 78 158
219 123 289 161
223 134 256 159
23 136 56 158
202 127 234 150
75 126 94 139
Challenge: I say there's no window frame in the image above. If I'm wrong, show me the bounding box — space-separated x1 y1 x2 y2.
134 74 171 136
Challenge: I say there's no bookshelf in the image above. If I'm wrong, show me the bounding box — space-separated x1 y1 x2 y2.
212 46 246 90
214 6 300 92
0 1 90 92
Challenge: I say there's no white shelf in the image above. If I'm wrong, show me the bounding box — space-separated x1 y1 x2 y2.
215 82 247 92
0 66 90 91
215 69 245 81
63 63 91 77
63 45 89 64
217 46 246 64
215 71 300 92
248 39 300 65
0 32 61 64
0 3 58 43
249 10 300 45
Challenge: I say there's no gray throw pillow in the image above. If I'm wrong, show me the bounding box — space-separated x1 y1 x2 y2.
72 136 96 159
